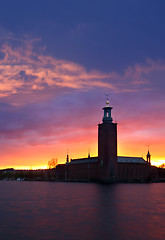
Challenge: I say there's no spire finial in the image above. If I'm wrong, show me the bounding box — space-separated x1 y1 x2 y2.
105 93 111 106
147 146 150 155
66 149 69 163
88 148 90 158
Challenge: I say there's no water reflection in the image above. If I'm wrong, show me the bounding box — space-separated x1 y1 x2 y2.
0 182 164 240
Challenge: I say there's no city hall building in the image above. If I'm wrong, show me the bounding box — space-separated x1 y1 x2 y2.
56 100 156 182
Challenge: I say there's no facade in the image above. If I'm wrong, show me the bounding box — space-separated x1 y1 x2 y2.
56 100 156 182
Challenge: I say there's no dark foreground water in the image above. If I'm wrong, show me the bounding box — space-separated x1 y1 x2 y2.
0 182 165 240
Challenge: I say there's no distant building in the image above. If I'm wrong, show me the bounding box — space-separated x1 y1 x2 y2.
56 100 157 182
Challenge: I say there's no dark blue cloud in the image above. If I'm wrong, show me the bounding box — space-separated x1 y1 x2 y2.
0 0 165 72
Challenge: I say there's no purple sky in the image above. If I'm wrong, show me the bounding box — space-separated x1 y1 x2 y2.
0 0 165 168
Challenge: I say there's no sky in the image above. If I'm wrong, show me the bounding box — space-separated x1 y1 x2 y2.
0 0 165 169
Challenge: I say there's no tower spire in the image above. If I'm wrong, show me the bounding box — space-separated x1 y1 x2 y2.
102 95 113 123
146 148 151 165
88 148 90 158
66 149 69 164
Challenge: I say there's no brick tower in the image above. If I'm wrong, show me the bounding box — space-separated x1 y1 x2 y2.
98 99 118 182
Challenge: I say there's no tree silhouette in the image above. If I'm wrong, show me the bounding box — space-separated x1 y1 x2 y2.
159 164 165 169
48 158 58 169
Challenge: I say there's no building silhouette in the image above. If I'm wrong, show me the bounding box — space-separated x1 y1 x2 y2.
56 100 156 182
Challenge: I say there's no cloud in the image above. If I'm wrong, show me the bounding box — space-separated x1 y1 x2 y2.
0 39 117 103
1 38 165 106
0 39 164 142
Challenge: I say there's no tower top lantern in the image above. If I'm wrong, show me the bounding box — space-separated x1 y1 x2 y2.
102 97 113 123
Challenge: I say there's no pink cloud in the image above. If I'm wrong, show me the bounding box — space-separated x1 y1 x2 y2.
1 39 165 105
0 40 117 102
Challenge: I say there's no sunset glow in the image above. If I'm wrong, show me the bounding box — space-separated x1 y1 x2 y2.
0 41 164 169
0 1 165 169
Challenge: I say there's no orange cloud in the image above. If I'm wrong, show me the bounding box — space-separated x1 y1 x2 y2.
1 39 165 103
0 41 117 101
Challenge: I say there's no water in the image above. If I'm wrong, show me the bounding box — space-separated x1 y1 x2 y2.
0 182 165 240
